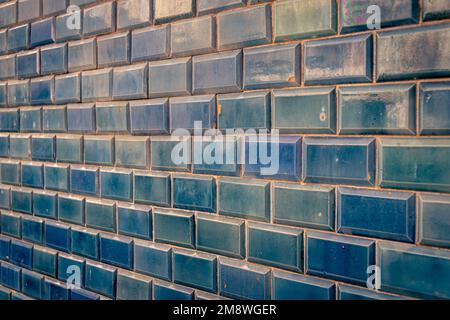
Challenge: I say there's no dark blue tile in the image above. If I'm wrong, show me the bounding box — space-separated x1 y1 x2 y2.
10 240 33 269
43 279 69 300
0 109 19 132
45 221 70 252
1 262 21 290
33 191 57 219
21 269 44 299
70 166 98 196
100 234 133 270
337 284 406 300
21 162 44 188
338 188 416 242
272 271 335 300
173 249 217 293
30 76 54 106
134 241 172 280
0 235 11 260
303 137 376 186
154 210 195 248
85 261 117 298
0 134 9 157
7 24 29 52
173 175 216 213
30 17 54 47
118 204 152 240
244 136 302 181
378 242 450 299
306 232 375 285
70 288 101 300
0 185 10 209
57 253 85 286
219 258 271 300
17 51 39 78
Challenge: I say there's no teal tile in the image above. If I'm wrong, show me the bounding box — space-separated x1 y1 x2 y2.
249 223 303 272
379 138 450 192
219 178 270 222
134 171 170 207
0 185 11 209
0 160 21 186
0 211 21 238
33 246 57 277
378 242 450 299
154 210 195 248
10 134 30 159
22 216 43 244
85 199 116 232
151 137 191 172
58 194 85 226
43 106 67 133
117 204 152 240
339 84 416 134
33 191 57 219
96 102 129 133
85 136 115 165
273 183 335 231
196 214 245 259
217 91 270 130
71 227 99 259
11 188 33 214
115 137 149 169
274 0 337 41
272 271 335 300
44 164 69 192
56 135 83 163
173 175 216 213
117 271 152 300
272 87 336 133
100 169 133 201
419 82 450 135
418 194 450 248
337 283 407 300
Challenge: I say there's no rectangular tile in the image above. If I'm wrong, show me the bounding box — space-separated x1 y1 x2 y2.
56 134 83 162
304 34 372 85
68 39 97 72
129 98 169 134
131 25 170 62
71 227 99 259
117 0 151 30
85 199 116 232
272 271 335 300
33 190 57 219
338 188 415 242
153 0 194 23
98 32 130 68
170 95 216 132
378 138 450 192
96 102 129 133
134 241 172 280
100 169 133 201
83 1 116 36
149 57 191 98
117 204 152 240
173 249 217 292
100 234 133 270
134 171 170 207
219 178 269 222
85 261 116 298
218 5 271 50
55 73 81 104
377 24 450 81
248 223 303 271
21 162 44 188
154 209 195 248
17 50 39 78
112 63 148 100
81 69 112 102
303 137 376 186
378 242 450 299
272 87 336 133
19 108 41 132
420 82 450 134
30 17 55 47
11 187 33 214
192 50 242 94
339 84 416 134
423 0 450 20
67 104 95 133
173 175 216 213
84 135 115 165
274 0 337 41
171 16 216 57
116 270 152 300
151 137 191 172
419 194 450 248
70 166 98 196
115 136 149 168
196 213 245 259
219 258 271 300
306 232 375 285
58 194 85 225
42 106 67 133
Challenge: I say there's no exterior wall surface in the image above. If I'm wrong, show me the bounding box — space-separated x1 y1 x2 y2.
0 0 449 300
